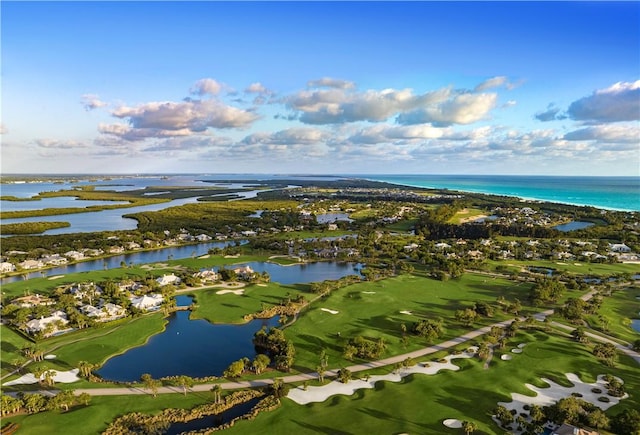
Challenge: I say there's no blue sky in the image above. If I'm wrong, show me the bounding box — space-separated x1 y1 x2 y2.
1 1 639 175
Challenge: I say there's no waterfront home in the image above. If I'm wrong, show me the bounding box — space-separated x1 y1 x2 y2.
194 269 219 282
0 262 16 273
552 423 599 435
129 293 163 311
108 246 125 254
25 311 69 336
233 265 255 280
64 250 85 261
156 273 181 286
18 260 45 270
195 234 212 241
41 254 68 266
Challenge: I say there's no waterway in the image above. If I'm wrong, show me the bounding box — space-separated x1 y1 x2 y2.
164 397 262 435
1 240 248 284
96 296 280 381
225 261 362 284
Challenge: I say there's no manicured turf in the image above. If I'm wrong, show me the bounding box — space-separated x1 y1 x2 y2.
485 259 640 277
225 330 640 435
585 285 640 344
189 282 309 324
284 272 534 372
0 325 32 376
2 393 210 435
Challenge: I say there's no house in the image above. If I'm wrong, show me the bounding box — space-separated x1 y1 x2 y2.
129 293 164 311
195 234 212 241
64 251 85 261
609 243 631 253
0 262 16 273
11 294 55 308
81 303 126 320
156 273 181 286
41 254 68 266
25 311 69 335
108 246 125 254
233 265 255 280
404 243 419 252
194 269 219 282
19 260 45 270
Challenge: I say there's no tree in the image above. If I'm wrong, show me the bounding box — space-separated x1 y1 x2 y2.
462 420 477 434
173 375 194 396
593 342 617 366
42 370 56 387
77 392 92 406
455 308 477 327
494 405 514 427
48 390 75 412
252 354 271 375
571 327 589 344
223 359 246 379
587 408 610 430
210 384 222 404
477 342 491 361
23 393 46 414
270 378 289 398
337 368 352 384
78 360 94 378
141 373 161 398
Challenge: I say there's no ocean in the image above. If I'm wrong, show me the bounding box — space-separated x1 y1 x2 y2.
358 175 640 212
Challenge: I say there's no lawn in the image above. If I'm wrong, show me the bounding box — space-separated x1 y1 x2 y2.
225 330 640 435
584 284 640 344
0 325 33 376
283 272 534 373
448 207 487 224
189 282 309 324
485 259 640 277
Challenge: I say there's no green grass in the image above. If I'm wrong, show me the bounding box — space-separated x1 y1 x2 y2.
284 272 534 373
1 314 167 389
1 393 210 435
224 330 640 435
189 282 309 324
484 259 640 277
585 285 640 344
0 325 33 376
448 207 487 224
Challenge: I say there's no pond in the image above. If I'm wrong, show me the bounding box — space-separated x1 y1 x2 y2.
221 261 362 284
528 267 554 277
96 296 280 382
164 397 262 435
553 221 595 232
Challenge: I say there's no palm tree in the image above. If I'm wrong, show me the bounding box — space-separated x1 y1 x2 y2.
210 384 222 404
174 375 194 396
78 361 94 378
141 373 160 398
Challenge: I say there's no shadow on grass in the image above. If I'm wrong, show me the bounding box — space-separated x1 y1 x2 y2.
290 420 354 435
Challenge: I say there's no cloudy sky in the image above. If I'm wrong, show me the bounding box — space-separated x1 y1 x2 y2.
2 1 639 175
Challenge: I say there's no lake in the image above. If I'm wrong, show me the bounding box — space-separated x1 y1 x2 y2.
553 221 595 232
223 261 362 284
96 296 280 381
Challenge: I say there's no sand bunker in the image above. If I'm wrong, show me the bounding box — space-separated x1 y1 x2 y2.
496 373 629 429
44 354 56 360
288 347 478 405
399 310 413 315
3 369 80 386
443 419 463 428
198 254 210 259
501 354 512 361
321 308 339 314
224 254 240 258
47 275 64 280
518 343 527 349
511 348 523 354
216 289 245 295
362 291 376 294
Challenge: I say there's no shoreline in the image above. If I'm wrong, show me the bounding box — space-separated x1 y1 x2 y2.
360 177 639 213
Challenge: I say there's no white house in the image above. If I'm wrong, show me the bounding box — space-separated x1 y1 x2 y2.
233 265 255 280
194 269 219 282
0 262 16 273
129 293 164 311
64 251 85 261
19 260 44 270
609 243 631 253
156 273 181 286
25 311 69 335
81 303 126 320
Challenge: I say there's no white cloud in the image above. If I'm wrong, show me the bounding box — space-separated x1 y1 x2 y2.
34 139 88 149
307 77 356 89
349 124 448 144
564 124 640 143
245 82 273 94
98 123 194 141
0 123 7 134
190 78 223 96
534 104 566 122
567 80 640 122
474 76 509 92
112 100 260 132
241 127 329 145
81 94 108 111
397 93 497 126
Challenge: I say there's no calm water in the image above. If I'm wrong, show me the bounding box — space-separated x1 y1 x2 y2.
96 296 280 381
553 221 595 232
227 261 362 284
0 241 248 284
164 397 262 435
632 319 640 333
364 174 640 211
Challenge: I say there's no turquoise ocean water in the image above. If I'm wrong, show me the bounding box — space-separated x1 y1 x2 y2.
358 175 640 212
